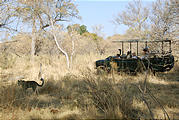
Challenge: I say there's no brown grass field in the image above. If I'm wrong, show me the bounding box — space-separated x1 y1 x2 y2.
0 54 179 119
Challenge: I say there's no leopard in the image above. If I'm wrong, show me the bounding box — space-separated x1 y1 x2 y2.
18 78 44 94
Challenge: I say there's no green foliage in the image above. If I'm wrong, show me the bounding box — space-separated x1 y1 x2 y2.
79 25 88 35
67 24 88 35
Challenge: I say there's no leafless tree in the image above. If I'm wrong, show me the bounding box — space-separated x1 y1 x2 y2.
0 1 15 30
0 0 19 41
67 25 79 68
113 0 149 39
91 24 107 55
150 0 179 41
0 0 79 54
14 0 79 56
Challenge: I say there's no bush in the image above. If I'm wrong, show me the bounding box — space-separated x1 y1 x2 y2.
81 71 140 119
0 53 16 69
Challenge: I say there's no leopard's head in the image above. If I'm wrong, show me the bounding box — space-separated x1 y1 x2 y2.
18 80 24 86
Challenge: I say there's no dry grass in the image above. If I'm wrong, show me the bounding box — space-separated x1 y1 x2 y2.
0 54 179 119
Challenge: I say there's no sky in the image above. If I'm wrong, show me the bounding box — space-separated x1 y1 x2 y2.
70 0 154 38
74 0 128 37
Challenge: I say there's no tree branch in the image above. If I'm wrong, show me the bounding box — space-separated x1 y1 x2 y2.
0 23 6 27
41 19 68 30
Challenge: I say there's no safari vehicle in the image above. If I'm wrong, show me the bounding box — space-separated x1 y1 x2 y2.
95 39 174 74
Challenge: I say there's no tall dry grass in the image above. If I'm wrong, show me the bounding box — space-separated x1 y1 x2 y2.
0 70 141 119
0 53 179 119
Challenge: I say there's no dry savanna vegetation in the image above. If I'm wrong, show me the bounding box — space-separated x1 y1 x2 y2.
0 0 179 119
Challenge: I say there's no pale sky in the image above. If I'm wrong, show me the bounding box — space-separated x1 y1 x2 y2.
71 0 154 37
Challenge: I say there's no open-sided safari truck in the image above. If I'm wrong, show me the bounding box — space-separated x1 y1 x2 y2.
95 39 174 74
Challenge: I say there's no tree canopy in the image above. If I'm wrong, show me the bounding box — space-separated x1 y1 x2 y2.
67 24 88 35
0 0 79 33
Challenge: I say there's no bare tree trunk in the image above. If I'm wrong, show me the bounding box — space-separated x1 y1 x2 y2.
70 33 75 69
53 31 70 69
50 19 70 69
31 17 36 80
31 13 36 56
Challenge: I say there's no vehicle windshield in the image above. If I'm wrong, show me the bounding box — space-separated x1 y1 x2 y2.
105 56 115 60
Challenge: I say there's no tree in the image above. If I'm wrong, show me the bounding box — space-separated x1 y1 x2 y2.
0 1 14 29
51 23 81 69
91 25 105 55
51 24 70 68
0 0 79 54
78 25 106 55
113 0 149 39
14 0 79 56
150 0 179 41
67 24 88 35
0 0 19 41
47 5 80 69
79 25 88 35
66 24 81 68
0 0 80 69
92 24 104 38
